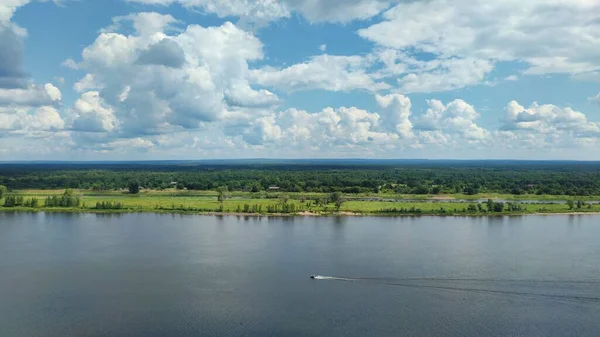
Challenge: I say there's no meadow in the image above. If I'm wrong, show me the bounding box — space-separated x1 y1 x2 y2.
2 189 598 216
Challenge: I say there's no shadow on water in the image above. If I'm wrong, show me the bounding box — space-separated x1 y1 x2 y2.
333 216 346 228
93 212 125 219
486 216 505 227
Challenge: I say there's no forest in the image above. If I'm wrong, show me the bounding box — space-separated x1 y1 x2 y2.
1 160 600 196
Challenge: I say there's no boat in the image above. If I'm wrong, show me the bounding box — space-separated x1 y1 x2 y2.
310 275 316 279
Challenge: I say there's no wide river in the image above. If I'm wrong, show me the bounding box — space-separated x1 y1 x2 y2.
1 213 600 336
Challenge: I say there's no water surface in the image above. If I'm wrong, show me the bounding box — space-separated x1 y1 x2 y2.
1 213 599 336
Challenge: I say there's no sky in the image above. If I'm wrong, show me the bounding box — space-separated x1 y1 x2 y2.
0 0 599 161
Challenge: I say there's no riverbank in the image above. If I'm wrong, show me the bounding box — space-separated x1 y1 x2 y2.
1 189 599 217
2 206 600 217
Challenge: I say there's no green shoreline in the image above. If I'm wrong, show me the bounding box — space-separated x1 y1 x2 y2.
2 189 600 217
2 207 600 217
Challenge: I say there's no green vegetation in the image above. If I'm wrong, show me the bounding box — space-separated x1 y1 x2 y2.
3 161 600 196
128 181 141 194
1 162 600 216
0 189 598 216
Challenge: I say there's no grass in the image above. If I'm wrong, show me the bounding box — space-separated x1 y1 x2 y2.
2 189 599 216
13 188 600 200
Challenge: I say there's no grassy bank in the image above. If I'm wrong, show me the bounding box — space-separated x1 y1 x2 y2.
1 189 599 216
11 188 600 201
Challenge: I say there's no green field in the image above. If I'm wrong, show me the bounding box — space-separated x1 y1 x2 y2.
1 189 599 216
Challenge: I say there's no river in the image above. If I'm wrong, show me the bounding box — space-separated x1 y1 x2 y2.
1 213 599 336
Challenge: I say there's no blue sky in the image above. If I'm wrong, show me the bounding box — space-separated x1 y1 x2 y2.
1 0 599 160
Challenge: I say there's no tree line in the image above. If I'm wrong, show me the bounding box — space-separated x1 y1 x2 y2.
3 162 600 196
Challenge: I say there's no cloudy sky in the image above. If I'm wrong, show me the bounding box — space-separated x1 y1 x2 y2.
0 0 599 160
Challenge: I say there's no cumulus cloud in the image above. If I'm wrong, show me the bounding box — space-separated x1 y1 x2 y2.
69 13 279 139
0 1 29 89
0 106 65 132
250 55 390 92
375 93 413 138
0 83 62 107
71 91 119 133
502 101 600 138
359 0 600 77
74 74 101 93
104 137 155 149
413 99 489 143
136 38 186 68
104 12 181 36
243 106 400 150
398 58 494 93
236 95 498 153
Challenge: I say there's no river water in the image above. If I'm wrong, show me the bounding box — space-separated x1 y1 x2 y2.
1 213 599 336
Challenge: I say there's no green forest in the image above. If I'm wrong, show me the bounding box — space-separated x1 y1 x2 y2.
2 161 600 196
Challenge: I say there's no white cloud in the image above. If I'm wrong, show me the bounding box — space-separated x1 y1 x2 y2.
62 58 79 70
0 83 61 107
413 99 490 143
375 93 413 138
104 12 180 36
74 74 101 93
242 114 282 145
0 3 28 89
502 101 600 140
70 13 279 139
225 82 280 107
125 0 391 24
505 75 519 81
398 58 494 93
359 0 600 77
319 44 326 52
43 83 62 101
236 95 498 154
250 54 390 92
247 106 400 150
0 0 30 24
71 91 119 133
0 105 65 132
105 137 155 149
590 93 600 105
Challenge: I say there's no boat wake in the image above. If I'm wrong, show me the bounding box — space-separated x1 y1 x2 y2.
311 275 600 303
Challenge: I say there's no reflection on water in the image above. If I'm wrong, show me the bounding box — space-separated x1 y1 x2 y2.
1 213 600 336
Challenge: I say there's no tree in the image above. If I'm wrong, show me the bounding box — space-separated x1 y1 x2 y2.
487 199 495 212
567 200 574 210
128 181 141 194
412 186 430 195
329 192 343 204
464 186 479 195
577 200 583 209
335 198 344 211
217 186 227 203
279 194 290 204
467 204 478 212
0 185 6 199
